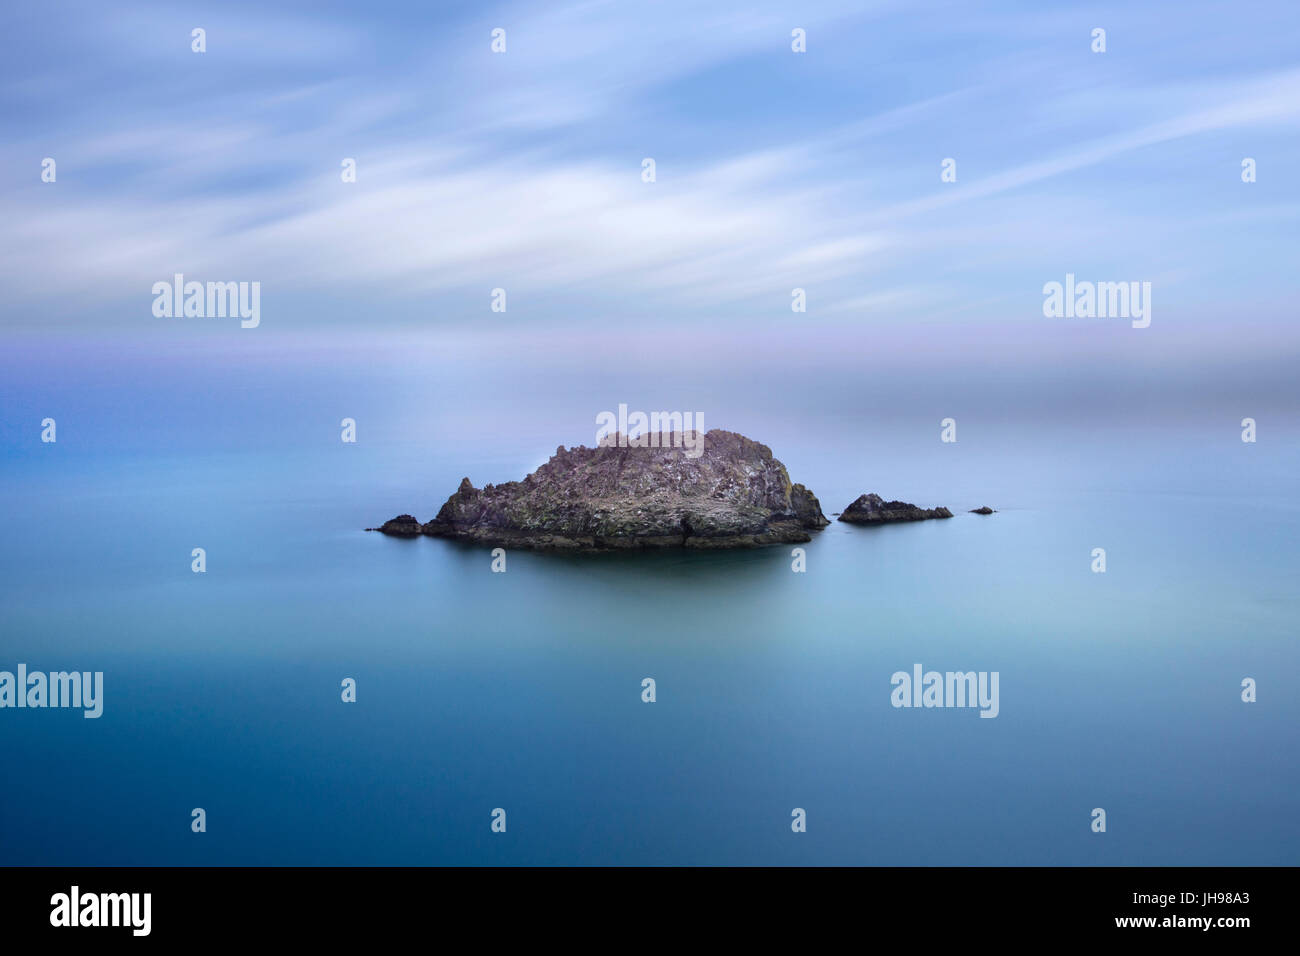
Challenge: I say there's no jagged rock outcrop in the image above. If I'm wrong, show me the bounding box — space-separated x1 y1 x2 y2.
373 430 830 551
837 493 953 524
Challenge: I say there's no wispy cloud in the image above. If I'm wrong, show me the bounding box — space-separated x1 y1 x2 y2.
2 0 1298 349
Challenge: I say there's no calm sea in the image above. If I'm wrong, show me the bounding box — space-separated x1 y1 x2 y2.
2 344 1297 864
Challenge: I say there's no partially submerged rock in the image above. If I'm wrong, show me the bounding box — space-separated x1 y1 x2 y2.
970 506 995 515
368 514 423 536
373 430 830 551
837 493 952 524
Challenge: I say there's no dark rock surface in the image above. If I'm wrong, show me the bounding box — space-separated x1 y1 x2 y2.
366 514 423 536
837 493 953 524
970 506 995 515
373 430 830 551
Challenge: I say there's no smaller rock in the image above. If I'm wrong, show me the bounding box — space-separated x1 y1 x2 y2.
970 506 995 515
370 514 424 536
838 493 952 524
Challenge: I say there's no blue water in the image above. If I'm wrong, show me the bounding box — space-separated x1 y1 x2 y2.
1 351 1297 865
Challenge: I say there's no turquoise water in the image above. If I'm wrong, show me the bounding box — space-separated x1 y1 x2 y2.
1 352 1297 865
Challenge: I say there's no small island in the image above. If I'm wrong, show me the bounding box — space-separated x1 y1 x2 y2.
371 430 830 551
837 493 953 524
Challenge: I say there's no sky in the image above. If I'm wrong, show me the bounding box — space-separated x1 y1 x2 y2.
1 0 1298 397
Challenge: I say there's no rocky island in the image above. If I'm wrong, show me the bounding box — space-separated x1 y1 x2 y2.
837 493 953 524
371 430 830 551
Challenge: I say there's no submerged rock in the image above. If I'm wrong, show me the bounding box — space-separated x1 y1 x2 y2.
837 493 953 524
970 506 995 515
373 430 830 551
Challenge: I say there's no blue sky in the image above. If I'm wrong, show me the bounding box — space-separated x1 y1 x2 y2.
2 0 1299 383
